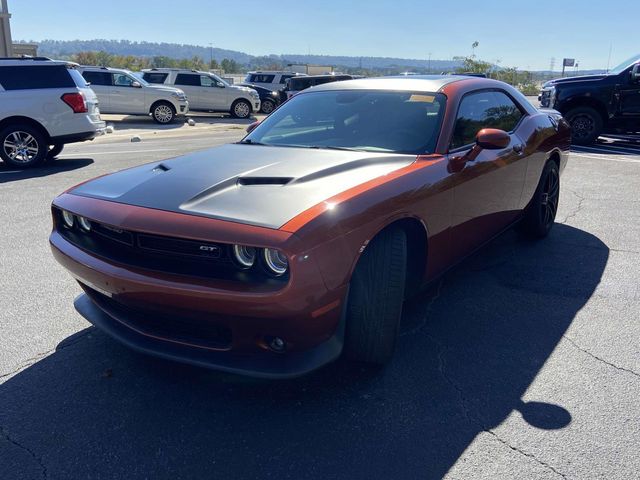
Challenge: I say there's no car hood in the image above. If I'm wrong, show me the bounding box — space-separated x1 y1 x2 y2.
543 74 609 87
146 85 185 95
69 144 418 230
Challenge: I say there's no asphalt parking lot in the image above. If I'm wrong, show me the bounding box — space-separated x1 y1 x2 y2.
0 113 639 480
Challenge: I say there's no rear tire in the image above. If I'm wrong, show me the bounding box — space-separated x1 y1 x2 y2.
565 106 603 145
0 124 47 168
151 102 176 124
47 143 64 160
519 161 560 238
344 228 407 365
231 99 252 119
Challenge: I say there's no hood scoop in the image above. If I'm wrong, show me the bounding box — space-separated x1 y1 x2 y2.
237 177 293 186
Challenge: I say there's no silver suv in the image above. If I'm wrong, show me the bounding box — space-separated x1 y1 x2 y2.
79 66 189 124
0 57 106 168
243 71 306 92
142 68 260 118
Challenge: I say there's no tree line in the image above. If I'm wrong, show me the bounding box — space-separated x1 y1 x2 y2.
71 51 243 73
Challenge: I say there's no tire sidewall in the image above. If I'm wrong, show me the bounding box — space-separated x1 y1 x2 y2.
261 99 275 114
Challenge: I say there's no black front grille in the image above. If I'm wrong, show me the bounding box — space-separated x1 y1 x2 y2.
54 208 287 285
84 285 233 350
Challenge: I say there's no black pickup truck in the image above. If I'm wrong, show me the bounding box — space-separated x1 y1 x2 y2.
539 54 640 144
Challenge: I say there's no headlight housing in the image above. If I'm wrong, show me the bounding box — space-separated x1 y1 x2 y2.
232 244 257 269
78 216 92 231
61 210 74 228
263 248 288 276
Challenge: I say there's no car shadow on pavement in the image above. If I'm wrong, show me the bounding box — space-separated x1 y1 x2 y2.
0 224 608 480
0 158 94 184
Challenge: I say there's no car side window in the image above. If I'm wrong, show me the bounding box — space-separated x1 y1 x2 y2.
175 74 200 87
252 74 275 83
450 91 524 150
143 72 168 84
113 73 135 87
82 71 112 86
200 75 216 87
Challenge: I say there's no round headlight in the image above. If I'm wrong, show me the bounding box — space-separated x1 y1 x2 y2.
232 244 257 269
263 248 288 276
61 210 74 228
78 216 92 231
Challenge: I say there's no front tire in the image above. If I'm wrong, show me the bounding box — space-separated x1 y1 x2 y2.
519 161 560 238
344 228 407 365
151 102 176 124
231 99 252 119
260 99 276 114
565 106 603 145
0 124 47 168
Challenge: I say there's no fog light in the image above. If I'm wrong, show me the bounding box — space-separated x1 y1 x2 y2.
61 210 74 228
78 216 92 231
268 336 286 352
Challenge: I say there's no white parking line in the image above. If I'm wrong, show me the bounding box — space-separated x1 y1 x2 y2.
570 152 640 163
60 148 180 157
574 144 640 155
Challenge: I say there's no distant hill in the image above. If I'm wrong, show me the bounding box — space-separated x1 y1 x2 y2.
21 39 462 71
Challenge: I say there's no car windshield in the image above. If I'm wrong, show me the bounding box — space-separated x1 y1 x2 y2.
244 90 446 155
210 73 229 86
610 53 640 75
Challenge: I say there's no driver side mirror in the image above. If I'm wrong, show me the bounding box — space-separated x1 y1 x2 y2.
631 64 640 82
448 128 510 172
216 82 225 88
131 81 142 88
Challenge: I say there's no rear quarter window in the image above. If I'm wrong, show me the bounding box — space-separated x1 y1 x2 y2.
0 65 76 90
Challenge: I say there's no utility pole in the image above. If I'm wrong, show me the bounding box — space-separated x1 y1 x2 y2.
209 43 213 68
428 52 432 73
0 0 13 57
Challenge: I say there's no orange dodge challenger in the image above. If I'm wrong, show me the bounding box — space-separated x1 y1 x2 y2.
50 76 570 378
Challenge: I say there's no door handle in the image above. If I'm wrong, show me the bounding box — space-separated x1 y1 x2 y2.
513 144 524 154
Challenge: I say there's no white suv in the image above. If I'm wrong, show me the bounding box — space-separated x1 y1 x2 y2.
243 71 306 92
0 57 106 168
142 69 260 118
79 66 189 124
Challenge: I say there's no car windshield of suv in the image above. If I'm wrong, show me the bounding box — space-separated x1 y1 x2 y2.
610 53 640 75
244 90 446 154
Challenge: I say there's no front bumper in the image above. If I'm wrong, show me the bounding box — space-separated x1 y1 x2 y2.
49 195 348 378
178 100 189 115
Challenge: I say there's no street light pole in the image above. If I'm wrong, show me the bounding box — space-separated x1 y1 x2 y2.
209 43 213 68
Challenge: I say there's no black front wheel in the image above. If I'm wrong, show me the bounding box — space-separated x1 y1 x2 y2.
566 106 603 145
260 99 276 114
519 161 560 238
344 227 407 365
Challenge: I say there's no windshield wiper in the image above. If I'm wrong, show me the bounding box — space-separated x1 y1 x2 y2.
307 145 361 152
238 139 267 146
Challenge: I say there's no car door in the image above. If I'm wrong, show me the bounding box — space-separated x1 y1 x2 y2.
447 89 529 259
80 71 112 112
618 63 640 117
199 74 228 110
174 73 203 110
110 73 145 114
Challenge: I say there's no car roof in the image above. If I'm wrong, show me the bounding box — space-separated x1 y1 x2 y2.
79 65 129 72
0 57 76 67
308 75 473 93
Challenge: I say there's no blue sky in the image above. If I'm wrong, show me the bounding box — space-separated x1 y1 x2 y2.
8 0 638 71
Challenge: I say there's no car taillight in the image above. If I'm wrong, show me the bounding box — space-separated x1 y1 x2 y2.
61 93 87 113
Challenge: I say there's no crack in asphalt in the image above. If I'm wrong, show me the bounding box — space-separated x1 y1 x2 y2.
399 279 444 338
0 330 92 381
559 189 585 225
563 335 640 379
426 333 568 479
0 425 47 479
